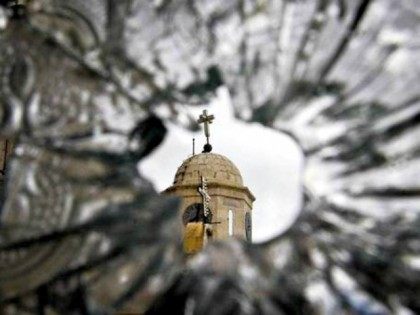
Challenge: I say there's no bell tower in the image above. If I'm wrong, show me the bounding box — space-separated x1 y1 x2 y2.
163 110 255 254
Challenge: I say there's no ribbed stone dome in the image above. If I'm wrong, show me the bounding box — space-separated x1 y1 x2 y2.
173 153 244 187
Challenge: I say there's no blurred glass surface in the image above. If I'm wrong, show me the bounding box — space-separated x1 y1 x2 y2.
0 0 419 314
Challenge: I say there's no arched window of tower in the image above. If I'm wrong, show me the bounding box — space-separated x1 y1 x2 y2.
228 209 234 237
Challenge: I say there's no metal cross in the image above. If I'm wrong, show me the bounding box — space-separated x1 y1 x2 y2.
197 110 215 144
198 176 211 217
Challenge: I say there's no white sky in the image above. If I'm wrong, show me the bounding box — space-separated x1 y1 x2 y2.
140 88 304 242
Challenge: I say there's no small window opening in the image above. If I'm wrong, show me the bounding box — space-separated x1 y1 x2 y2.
228 209 234 236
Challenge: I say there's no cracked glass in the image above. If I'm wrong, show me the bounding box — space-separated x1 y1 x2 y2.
0 0 419 314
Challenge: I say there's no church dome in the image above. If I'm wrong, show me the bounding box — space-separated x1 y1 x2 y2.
172 153 244 187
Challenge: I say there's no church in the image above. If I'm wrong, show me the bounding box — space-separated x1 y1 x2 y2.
163 110 255 254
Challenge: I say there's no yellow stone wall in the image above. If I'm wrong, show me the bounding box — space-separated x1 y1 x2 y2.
183 222 204 253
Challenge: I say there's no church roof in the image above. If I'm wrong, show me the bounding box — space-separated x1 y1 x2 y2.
172 153 244 187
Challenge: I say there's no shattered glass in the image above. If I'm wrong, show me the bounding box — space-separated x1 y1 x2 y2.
0 0 419 314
